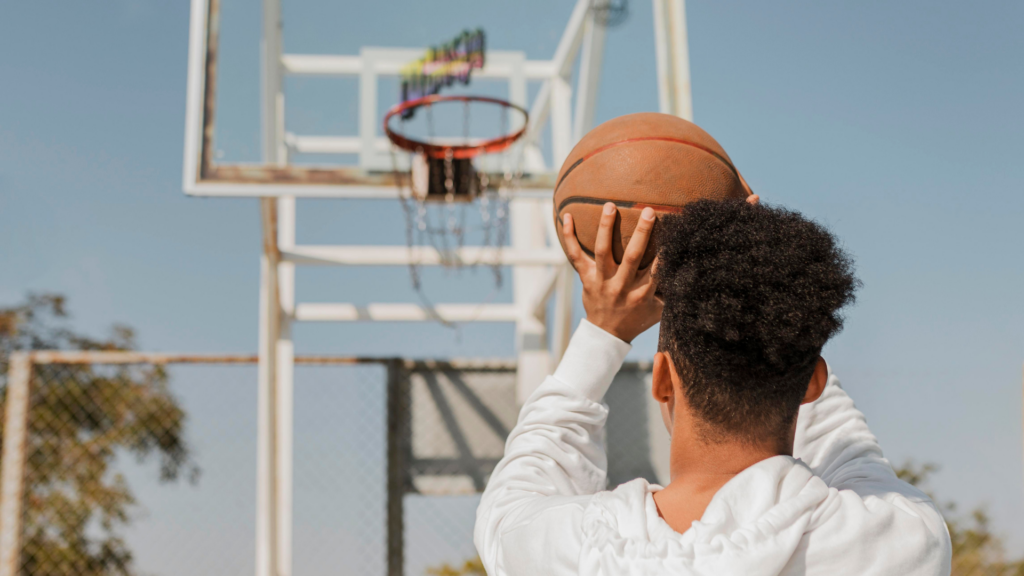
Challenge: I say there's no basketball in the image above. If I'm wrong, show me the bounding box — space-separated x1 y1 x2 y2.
553 112 753 268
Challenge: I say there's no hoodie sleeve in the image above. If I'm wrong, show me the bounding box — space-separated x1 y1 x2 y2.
792 367 952 575
474 319 631 576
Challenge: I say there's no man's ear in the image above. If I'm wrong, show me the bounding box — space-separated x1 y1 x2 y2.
801 357 828 405
652 352 675 404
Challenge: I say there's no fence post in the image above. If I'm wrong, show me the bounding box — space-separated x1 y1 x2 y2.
0 352 32 576
386 359 409 576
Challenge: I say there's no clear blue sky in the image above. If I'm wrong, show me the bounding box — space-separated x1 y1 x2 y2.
1 0 1022 568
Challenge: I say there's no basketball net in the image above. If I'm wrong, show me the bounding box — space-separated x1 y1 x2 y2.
389 100 525 324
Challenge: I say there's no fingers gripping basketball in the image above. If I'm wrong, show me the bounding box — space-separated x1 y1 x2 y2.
553 112 753 268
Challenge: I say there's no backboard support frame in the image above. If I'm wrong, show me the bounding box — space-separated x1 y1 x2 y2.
182 1 693 575
184 0 562 199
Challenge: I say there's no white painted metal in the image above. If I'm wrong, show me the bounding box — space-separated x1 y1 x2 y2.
551 76 574 169
0 353 31 576
285 135 367 155
282 51 555 79
652 0 694 121
262 0 284 168
357 53 377 174
281 245 565 266
261 0 292 570
181 0 208 201
573 8 608 141
187 181 555 199
667 0 693 121
274 335 293 576
274 199 295 576
652 0 672 116
183 0 693 573
295 303 521 323
552 0 594 78
256 254 278 576
184 11 585 194
551 264 575 363
520 80 552 164
181 0 590 198
527 268 562 319
511 197 553 403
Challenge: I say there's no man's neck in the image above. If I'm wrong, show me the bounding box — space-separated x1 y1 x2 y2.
652 421 785 534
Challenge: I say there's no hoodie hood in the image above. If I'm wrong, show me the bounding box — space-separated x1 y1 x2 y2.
580 456 836 576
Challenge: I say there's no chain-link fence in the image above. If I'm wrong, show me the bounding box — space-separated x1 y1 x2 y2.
397 361 665 576
0 353 260 576
0 352 663 576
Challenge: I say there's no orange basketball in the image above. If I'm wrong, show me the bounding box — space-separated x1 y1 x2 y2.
553 113 752 268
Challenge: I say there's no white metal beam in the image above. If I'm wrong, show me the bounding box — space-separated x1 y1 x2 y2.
181 2 688 575
358 54 377 173
652 0 672 116
553 0 594 77
295 303 520 323
551 265 575 363
0 354 31 576
573 9 608 141
652 0 693 121
185 182 556 199
551 75 574 169
181 0 208 202
260 0 288 568
281 52 555 79
511 198 553 404
281 245 566 267
521 80 552 151
285 135 368 155
275 195 295 576
256 251 278 576
528 268 561 319
667 0 693 121
262 0 284 169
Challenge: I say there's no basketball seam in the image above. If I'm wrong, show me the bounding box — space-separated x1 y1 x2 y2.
555 197 686 215
553 136 739 194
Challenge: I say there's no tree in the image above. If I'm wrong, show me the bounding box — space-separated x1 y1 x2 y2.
896 462 1023 576
426 556 485 576
0 293 197 576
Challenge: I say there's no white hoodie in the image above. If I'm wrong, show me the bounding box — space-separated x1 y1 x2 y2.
475 320 951 576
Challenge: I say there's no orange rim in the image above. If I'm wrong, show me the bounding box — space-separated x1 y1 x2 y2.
383 95 529 160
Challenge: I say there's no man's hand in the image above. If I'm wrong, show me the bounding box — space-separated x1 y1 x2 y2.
561 203 663 343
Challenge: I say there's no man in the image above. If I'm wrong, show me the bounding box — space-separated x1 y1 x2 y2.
475 199 951 575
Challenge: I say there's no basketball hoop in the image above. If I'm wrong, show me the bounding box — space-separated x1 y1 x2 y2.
384 94 528 160
385 95 528 200
385 94 528 310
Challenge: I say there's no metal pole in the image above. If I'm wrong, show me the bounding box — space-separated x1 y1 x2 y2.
256 199 281 576
386 360 409 576
550 76 574 169
0 353 32 576
547 62 578 370
573 8 608 141
182 0 210 193
261 0 289 571
275 196 295 576
652 0 693 120
651 0 672 115
262 0 283 165
552 0 594 77
551 264 575 364
512 197 552 405
667 0 693 121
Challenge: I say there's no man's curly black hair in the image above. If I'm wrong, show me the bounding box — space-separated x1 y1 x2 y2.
655 200 859 446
